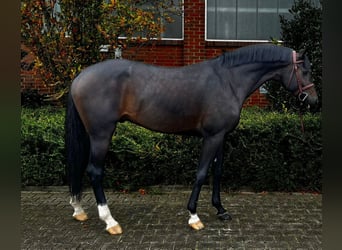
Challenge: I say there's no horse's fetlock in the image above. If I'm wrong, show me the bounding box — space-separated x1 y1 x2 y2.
98 204 111 221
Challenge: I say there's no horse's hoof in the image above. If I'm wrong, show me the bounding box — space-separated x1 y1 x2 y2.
73 212 88 221
189 220 205 230
107 224 123 235
217 211 232 221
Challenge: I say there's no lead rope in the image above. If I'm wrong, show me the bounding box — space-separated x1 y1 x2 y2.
299 111 305 133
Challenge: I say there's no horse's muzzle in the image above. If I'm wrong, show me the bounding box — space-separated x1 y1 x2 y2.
302 94 319 111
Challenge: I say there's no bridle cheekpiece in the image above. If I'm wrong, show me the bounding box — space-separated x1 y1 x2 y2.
288 50 315 102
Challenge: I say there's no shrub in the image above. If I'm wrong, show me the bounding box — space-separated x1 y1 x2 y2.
224 108 322 192
21 89 50 108
21 107 66 186
21 107 322 192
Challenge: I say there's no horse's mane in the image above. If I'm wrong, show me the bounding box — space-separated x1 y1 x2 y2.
219 44 293 68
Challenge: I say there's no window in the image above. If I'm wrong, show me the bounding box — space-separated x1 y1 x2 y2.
206 0 293 41
160 0 184 40
115 0 183 40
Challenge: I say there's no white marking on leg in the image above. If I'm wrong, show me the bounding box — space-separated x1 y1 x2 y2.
70 196 85 217
98 204 119 230
188 213 201 225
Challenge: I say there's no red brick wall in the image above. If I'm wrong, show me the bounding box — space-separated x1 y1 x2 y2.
21 0 269 107
21 44 55 95
183 0 206 65
123 42 184 66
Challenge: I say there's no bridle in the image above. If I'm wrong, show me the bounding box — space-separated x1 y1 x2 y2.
287 50 316 133
287 50 315 102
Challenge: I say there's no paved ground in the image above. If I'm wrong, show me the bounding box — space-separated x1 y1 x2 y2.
21 186 322 249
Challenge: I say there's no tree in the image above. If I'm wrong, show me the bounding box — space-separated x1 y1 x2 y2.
21 0 182 103
265 0 322 112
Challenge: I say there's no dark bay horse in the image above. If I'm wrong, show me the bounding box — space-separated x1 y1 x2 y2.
66 44 318 234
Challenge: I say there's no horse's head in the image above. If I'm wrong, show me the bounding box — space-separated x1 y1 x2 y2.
282 49 318 107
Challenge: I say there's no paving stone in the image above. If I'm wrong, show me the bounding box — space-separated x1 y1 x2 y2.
21 187 322 249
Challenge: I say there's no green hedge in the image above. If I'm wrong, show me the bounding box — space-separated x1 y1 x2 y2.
21 107 322 192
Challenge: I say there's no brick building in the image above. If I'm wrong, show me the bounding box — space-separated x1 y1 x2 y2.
21 0 298 107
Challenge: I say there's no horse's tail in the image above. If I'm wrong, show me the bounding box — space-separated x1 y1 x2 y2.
65 92 90 200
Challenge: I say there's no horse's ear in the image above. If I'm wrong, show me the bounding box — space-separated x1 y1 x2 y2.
297 48 307 59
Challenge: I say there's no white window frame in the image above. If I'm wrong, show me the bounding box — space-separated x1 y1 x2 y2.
204 0 292 42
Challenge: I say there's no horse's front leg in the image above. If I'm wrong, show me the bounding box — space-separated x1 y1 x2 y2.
212 142 232 221
187 132 225 230
88 134 122 235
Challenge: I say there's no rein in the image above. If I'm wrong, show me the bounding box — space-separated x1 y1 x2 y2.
287 50 315 133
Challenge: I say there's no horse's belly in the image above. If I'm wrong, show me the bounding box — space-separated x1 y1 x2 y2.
121 109 202 134
118 91 203 133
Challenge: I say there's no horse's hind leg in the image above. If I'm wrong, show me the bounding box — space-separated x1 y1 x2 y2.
69 158 88 222
87 125 122 235
70 197 88 221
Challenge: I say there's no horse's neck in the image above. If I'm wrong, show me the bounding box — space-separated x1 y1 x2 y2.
229 62 285 103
